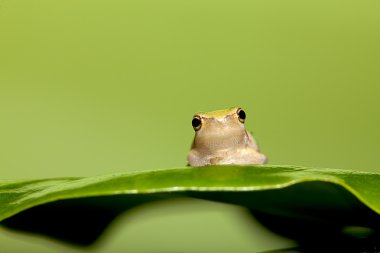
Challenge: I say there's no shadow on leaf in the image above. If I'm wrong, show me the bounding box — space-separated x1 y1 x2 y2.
1 194 166 246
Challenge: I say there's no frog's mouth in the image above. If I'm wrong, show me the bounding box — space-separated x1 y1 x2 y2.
195 131 247 151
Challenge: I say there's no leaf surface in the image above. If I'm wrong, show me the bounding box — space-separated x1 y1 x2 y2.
1 165 380 246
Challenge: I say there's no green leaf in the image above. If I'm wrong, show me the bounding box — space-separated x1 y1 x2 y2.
1 165 380 246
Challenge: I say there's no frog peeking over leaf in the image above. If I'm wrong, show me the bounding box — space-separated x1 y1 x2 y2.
187 107 267 166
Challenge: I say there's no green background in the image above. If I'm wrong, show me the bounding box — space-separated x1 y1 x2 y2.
1 0 379 252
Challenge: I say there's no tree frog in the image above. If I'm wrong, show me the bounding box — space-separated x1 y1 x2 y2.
187 107 267 166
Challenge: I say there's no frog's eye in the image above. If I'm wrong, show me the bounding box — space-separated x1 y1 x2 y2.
237 108 246 123
192 115 202 131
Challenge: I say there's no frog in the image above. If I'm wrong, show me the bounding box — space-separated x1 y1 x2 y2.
187 107 267 166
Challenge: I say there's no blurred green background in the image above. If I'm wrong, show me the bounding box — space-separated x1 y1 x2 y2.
1 0 379 252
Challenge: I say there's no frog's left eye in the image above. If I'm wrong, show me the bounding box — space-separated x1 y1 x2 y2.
237 108 246 123
192 115 202 131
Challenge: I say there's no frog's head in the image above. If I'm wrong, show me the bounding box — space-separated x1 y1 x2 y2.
191 107 248 150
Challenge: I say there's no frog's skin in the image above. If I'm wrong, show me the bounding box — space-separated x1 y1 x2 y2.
187 107 267 167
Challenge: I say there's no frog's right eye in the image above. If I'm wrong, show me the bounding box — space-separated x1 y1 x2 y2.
192 116 202 131
237 108 246 123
